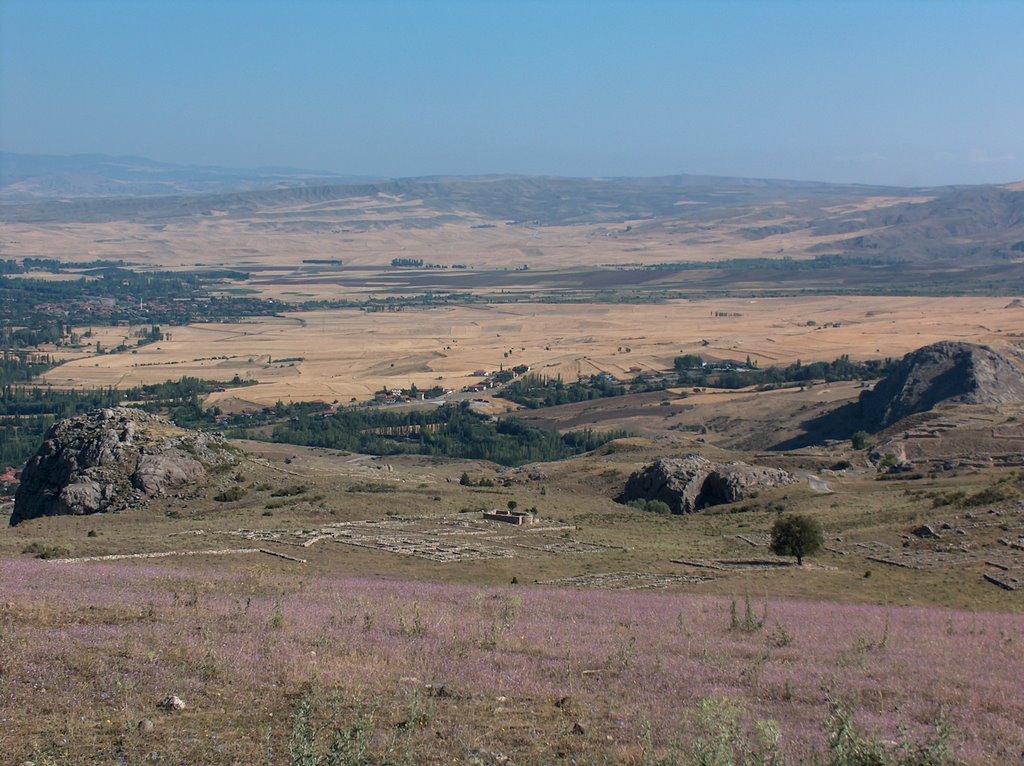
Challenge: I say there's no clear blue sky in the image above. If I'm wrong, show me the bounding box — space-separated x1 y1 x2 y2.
2 0 1022 186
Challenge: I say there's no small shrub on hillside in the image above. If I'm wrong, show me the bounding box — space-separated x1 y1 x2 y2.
930 490 965 508
22 542 70 559
347 482 395 493
825 698 954 766
960 485 1013 508
690 697 784 766
851 431 875 450
214 486 246 502
271 483 309 497
878 453 899 470
288 690 374 766
626 498 672 514
730 594 766 633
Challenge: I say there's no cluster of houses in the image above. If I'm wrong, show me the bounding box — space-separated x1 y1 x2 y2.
0 465 22 503
462 365 530 393
369 365 532 405
373 386 452 405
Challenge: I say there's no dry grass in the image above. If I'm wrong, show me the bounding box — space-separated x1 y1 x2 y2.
1 558 1021 765
0 196 880 272
4 438 1023 612
38 296 1024 407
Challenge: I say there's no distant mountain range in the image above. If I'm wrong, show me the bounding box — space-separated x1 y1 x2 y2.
2 152 1022 267
0 152 374 200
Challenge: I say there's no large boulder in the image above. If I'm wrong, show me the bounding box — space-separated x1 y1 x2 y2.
860 341 1024 429
10 408 237 526
618 455 798 514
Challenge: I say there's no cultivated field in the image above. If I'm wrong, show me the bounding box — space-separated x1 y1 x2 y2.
0 190 904 272
44 296 1024 408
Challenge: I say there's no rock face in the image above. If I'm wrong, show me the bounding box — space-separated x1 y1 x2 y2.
10 408 237 526
860 341 1024 429
618 455 798 514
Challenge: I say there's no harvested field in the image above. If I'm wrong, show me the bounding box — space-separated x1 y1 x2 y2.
43 295 1024 407
0 201 877 274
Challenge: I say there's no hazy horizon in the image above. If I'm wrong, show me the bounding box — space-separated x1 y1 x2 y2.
2 0 1023 187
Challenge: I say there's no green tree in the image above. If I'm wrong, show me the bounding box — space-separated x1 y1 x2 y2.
851 430 874 450
770 513 824 566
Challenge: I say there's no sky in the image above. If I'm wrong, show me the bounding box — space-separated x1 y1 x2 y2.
1 0 1023 186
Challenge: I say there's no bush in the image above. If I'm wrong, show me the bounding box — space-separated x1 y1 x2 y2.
214 486 246 502
851 431 875 450
346 482 396 493
271 484 308 497
22 542 70 559
879 453 899 469
626 498 673 514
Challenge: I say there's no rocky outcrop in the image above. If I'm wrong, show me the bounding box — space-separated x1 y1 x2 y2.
618 455 798 514
860 342 1024 429
10 408 237 526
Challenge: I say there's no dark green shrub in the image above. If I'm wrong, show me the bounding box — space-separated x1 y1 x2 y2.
22 542 70 559
851 431 874 450
270 484 308 497
214 486 246 502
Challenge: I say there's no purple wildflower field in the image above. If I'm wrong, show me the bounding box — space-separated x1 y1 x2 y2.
1 558 1022 764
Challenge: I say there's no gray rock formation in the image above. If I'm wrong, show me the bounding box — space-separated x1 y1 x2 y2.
618 455 798 514
10 408 237 526
860 341 1024 429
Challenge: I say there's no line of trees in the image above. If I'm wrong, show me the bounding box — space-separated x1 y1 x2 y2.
499 374 628 408
260 402 627 466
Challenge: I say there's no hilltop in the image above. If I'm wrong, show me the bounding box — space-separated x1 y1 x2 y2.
860 340 1024 429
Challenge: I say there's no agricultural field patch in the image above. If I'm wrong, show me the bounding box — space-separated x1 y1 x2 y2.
37 295 1024 408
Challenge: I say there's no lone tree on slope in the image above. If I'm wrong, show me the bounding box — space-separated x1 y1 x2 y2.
770 513 824 566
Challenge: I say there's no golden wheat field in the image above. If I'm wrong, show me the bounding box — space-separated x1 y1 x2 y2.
44 295 1024 407
0 196 885 273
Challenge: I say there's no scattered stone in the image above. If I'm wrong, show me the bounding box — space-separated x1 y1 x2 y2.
157 695 187 711
983 573 1017 591
912 525 942 539
138 719 155 732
